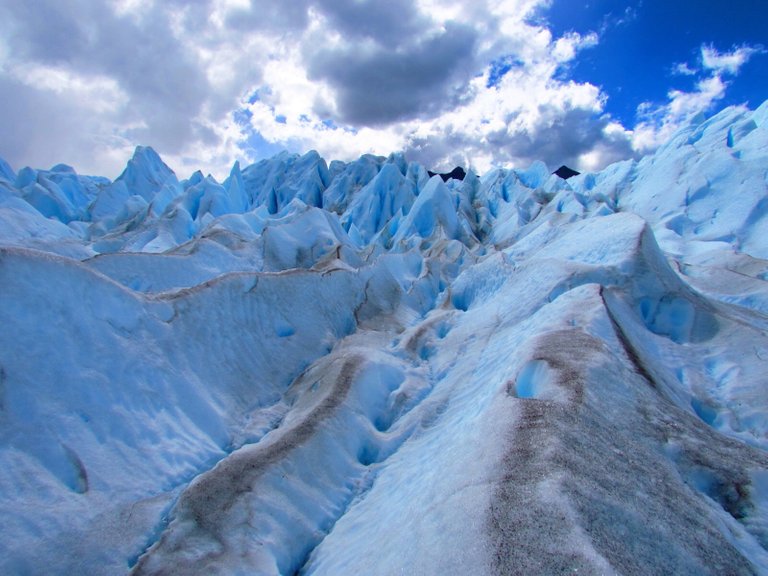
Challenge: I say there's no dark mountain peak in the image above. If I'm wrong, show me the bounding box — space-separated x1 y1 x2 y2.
428 166 466 181
553 165 580 179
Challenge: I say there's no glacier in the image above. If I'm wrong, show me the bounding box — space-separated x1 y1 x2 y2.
1 101 768 574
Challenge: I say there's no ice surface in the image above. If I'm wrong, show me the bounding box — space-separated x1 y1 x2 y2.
0 156 15 182
2 101 768 574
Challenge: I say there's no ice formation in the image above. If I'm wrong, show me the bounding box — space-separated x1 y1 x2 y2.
1 101 768 574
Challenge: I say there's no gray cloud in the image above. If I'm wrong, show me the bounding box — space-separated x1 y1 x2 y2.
404 107 636 173
0 0 95 64
306 20 478 125
314 0 429 48
0 0 210 161
0 0 641 179
498 107 625 168
225 0 311 33
0 75 125 175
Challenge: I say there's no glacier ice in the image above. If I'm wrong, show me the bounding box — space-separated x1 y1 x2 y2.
1 102 768 574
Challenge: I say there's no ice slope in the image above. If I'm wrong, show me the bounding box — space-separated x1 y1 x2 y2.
132 213 768 575
0 245 435 574
0 100 767 574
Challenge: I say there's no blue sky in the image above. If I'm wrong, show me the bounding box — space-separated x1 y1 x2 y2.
541 0 767 126
0 0 765 179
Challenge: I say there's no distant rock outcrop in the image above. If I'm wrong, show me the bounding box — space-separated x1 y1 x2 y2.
553 165 580 179
428 166 466 181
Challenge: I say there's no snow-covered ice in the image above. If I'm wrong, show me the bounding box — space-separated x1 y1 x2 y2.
1 101 768 574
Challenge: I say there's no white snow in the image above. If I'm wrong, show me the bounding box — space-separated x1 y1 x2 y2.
1 101 768 575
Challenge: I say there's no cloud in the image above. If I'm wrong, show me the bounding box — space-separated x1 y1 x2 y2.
0 0 704 180
672 62 697 77
0 0 220 174
223 0 311 34
701 44 764 75
632 44 763 153
241 1 618 173
305 20 479 125
312 0 428 48
0 73 135 176
395 39 632 174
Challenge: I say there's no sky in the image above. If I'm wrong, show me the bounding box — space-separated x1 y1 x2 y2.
0 0 765 180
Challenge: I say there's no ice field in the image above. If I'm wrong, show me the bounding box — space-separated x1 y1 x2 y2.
1 101 768 574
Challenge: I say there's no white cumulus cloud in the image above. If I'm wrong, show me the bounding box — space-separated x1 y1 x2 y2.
633 44 763 153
